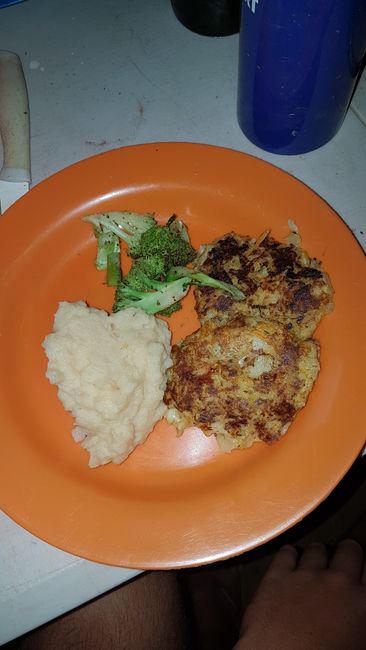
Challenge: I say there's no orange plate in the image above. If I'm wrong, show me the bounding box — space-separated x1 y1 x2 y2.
0 143 365 569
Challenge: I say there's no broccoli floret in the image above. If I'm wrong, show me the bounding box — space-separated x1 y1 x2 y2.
83 211 156 258
119 264 187 314
122 264 162 292
166 267 245 300
131 256 166 280
122 265 150 292
123 256 170 291
112 277 190 315
137 222 195 271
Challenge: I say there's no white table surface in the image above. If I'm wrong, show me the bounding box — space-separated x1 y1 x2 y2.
0 0 365 643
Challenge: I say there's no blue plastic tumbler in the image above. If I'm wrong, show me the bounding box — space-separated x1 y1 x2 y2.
237 0 366 154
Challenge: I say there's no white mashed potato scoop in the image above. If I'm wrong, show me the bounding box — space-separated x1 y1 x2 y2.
0 50 30 213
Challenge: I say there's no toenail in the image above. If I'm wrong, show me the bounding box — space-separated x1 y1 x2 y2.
342 538 363 549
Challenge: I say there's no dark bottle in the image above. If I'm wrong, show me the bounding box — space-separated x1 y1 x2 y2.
171 0 241 37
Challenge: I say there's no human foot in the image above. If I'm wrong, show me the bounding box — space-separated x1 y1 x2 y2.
235 540 366 650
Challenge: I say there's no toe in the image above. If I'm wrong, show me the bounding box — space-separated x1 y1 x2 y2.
330 539 364 582
298 542 328 571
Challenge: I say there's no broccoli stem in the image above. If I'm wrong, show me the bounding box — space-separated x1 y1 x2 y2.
166 267 245 300
113 277 190 314
106 251 122 286
94 229 120 271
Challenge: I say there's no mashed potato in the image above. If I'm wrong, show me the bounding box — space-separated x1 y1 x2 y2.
43 302 172 467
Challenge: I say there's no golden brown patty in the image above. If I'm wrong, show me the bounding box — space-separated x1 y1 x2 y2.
194 232 334 340
164 317 320 452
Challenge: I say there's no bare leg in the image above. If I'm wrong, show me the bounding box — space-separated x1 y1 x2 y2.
9 571 191 650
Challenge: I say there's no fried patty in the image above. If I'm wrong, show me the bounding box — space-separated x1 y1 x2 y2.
164 317 320 452
194 232 334 340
